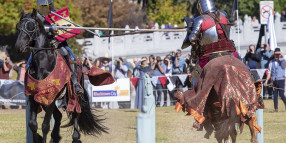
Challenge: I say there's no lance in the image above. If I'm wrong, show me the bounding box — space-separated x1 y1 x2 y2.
52 25 187 32
50 11 100 37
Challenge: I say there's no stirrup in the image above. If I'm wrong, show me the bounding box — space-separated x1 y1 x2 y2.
73 83 84 95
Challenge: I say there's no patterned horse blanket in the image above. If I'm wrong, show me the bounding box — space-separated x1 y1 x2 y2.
25 52 114 113
176 55 261 131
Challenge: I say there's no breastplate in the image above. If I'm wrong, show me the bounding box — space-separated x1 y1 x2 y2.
200 26 218 46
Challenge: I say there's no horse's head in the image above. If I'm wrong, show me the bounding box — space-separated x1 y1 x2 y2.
15 9 41 53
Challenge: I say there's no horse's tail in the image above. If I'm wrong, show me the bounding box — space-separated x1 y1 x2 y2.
63 77 108 136
77 88 108 135
214 100 238 141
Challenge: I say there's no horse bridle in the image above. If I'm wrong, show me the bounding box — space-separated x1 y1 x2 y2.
16 17 55 53
16 18 39 50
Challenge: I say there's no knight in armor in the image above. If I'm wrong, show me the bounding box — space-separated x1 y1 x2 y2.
182 0 238 68
175 0 261 141
26 0 84 95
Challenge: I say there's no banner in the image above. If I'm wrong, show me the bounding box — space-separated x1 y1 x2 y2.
0 80 26 106
92 78 130 102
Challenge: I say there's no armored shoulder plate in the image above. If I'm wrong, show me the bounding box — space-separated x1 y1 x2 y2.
188 16 204 43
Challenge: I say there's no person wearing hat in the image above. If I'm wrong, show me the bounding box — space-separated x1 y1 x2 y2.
264 48 286 112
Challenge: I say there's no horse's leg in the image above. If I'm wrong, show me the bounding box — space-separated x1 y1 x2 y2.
246 118 258 143
28 96 42 142
72 113 81 143
223 136 231 143
229 123 237 143
50 107 62 143
41 101 56 143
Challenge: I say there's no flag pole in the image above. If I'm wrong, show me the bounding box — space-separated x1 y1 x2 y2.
236 0 240 54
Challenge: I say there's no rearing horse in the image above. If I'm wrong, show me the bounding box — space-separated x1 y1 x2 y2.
15 9 108 143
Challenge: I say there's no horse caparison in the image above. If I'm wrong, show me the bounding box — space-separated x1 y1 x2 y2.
15 9 107 143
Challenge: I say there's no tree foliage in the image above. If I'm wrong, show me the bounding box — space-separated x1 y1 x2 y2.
0 0 81 36
76 0 144 37
147 0 188 26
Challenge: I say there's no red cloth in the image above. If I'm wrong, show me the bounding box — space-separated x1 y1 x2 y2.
177 56 259 127
45 8 81 42
130 77 139 87
0 63 12 79
158 76 168 87
85 66 115 86
25 52 71 106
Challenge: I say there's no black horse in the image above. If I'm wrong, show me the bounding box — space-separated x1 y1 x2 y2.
15 9 107 143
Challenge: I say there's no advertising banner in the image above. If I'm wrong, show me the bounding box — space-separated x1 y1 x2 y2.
92 78 130 102
0 80 26 105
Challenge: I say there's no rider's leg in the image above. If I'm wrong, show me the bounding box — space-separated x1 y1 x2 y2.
58 43 83 95
26 54 32 69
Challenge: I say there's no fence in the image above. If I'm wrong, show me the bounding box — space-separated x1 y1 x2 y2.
77 13 286 59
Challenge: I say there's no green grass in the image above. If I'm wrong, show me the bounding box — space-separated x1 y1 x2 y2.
0 100 286 143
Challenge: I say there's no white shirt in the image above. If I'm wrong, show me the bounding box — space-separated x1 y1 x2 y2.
268 55 286 74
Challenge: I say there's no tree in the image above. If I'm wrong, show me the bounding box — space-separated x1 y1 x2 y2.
0 0 81 36
76 0 145 36
147 0 187 26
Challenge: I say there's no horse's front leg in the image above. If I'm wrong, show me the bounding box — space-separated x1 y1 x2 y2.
28 96 42 143
246 118 258 143
41 101 56 143
50 106 62 143
72 113 81 143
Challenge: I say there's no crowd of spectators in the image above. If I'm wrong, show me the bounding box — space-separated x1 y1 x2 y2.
243 43 286 112
80 49 196 108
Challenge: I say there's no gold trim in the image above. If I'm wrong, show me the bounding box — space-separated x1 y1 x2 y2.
202 50 229 56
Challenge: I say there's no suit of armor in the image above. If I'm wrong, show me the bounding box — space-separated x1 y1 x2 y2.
187 0 237 68
26 0 84 95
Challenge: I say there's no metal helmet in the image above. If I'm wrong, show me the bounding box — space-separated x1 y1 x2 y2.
197 0 216 14
37 0 54 16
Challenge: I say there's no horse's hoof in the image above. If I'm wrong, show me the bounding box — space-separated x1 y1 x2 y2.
49 136 62 143
251 139 258 143
72 139 82 143
36 133 43 143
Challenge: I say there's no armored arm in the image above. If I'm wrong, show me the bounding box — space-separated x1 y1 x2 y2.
188 16 203 45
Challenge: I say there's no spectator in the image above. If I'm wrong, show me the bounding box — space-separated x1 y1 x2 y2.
13 60 26 81
101 58 111 72
113 57 128 79
168 49 185 74
165 22 173 29
163 56 172 76
0 56 12 80
82 57 93 80
281 10 286 22
151 56 167 107
149 55 155 66
0 56 12 109
264 48 286 112
133 58 139 67
134 57 151 109
256 43 273 69
244 45 261 69
251 16 259 28
256 43 274 99
94 59 102 68
235 17 243 26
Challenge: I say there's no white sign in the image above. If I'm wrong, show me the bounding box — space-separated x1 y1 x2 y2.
92 78 130 102
260 1 274 24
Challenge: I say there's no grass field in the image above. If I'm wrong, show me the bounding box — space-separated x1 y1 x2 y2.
0 100 286 143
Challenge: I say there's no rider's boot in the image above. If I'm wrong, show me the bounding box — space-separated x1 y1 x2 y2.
71 63 84 95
